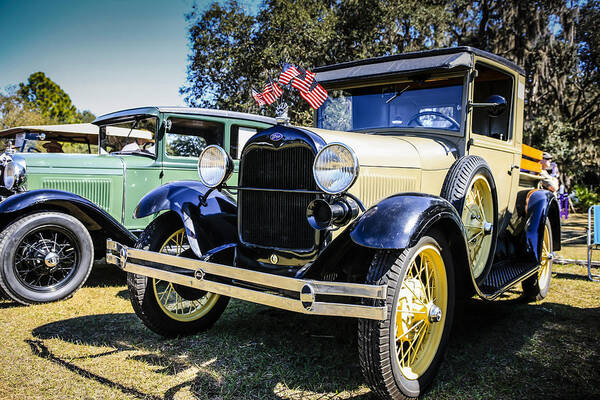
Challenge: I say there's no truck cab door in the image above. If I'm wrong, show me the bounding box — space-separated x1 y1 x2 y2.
467 62 520 231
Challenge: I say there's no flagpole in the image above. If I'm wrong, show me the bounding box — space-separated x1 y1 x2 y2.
267 71 281 107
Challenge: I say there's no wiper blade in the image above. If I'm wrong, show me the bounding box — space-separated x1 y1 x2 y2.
386 83 411 104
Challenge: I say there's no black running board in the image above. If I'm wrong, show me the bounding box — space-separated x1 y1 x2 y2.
479 259 539 299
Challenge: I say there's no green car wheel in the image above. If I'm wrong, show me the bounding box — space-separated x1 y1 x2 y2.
0 212 94 305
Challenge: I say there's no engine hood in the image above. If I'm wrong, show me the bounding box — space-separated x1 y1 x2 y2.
306 127 458 171
12 153 125 171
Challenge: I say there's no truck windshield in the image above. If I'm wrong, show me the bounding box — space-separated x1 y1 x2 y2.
317 76 464 133
99 117 157 157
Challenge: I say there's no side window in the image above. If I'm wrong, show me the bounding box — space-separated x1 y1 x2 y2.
472 63 513 141
230 125 259 159
166 118 224 158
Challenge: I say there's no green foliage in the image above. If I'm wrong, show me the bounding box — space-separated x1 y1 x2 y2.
182 0 453 125
0 86 55 130
78 110 96 123
573 185 600 212
166 135 207 158
183 0 600 186
18 72 81 123
1 73 95 131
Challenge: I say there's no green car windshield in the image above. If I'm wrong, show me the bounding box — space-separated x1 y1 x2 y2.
99 117 157 157
317 76 464 133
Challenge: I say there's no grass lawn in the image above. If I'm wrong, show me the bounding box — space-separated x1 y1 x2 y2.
0 215 598 400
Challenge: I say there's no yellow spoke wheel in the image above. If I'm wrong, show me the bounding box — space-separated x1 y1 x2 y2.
395 244 448 379
461 175 494 279
537 223 552 291
441 156 497 284
523 220 553 301
358 232 454 399
152 228 220 322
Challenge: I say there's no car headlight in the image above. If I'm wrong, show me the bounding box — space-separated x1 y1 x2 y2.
3 162 15 189
197 145 233 188
3 156 27 190
313 143 359 194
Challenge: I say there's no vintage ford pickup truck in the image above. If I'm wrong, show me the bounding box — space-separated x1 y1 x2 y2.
107 47 560 399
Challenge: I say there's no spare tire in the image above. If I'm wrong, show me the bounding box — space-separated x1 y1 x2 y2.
441 156 498 284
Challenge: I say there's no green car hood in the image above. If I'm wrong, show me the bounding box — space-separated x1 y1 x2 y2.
16 153 124 172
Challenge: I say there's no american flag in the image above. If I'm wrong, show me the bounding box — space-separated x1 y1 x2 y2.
261 82 282 105
291 70 316 93
252 87 266 107
278 63 301 85
299 83 328 109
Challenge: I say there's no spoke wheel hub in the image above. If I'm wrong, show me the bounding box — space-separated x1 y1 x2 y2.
428 304 442 323
44 252 60 268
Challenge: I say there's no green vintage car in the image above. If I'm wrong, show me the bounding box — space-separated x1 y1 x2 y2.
0 107 274 305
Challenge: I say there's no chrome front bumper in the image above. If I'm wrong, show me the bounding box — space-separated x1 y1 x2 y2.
106 239 387 320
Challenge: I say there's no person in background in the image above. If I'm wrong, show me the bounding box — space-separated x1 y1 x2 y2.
121 138 155 154
545 152 560 178
540 152 559 192
42 140 64 153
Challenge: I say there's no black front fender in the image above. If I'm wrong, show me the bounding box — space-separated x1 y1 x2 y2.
135 181 237 258
350 193 468 250
0 189 136 250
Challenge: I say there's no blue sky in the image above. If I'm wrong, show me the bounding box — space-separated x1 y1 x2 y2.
0 0 262 117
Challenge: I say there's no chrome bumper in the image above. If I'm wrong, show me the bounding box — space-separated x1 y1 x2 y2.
106 239 387 320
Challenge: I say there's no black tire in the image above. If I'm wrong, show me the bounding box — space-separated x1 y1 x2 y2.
0 212 93 305
127 214 229 338
441 155 498 284
358 230 455 399
522 219 553 301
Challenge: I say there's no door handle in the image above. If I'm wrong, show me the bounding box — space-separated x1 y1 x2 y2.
508 164 519 175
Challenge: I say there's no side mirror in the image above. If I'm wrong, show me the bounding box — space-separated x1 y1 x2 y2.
469 95 507 117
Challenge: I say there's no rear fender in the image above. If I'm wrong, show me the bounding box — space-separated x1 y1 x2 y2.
0 189 137 252
522 189 561 262
135 180 237 258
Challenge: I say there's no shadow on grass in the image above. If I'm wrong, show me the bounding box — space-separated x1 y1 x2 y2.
553 270 591 281
0 263 126 307
31 303 368 400
28 297 600 400
0 300 21 309
84 262 127 288
431 298 600 400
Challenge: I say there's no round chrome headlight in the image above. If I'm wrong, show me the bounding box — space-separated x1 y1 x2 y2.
3 162 15 189
197 145 233 188
313 143 359 194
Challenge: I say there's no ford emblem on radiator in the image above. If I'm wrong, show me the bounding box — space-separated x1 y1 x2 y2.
270 132 283 141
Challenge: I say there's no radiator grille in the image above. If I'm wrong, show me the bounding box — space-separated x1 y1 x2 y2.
239 146 317 250
41 178 112 212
